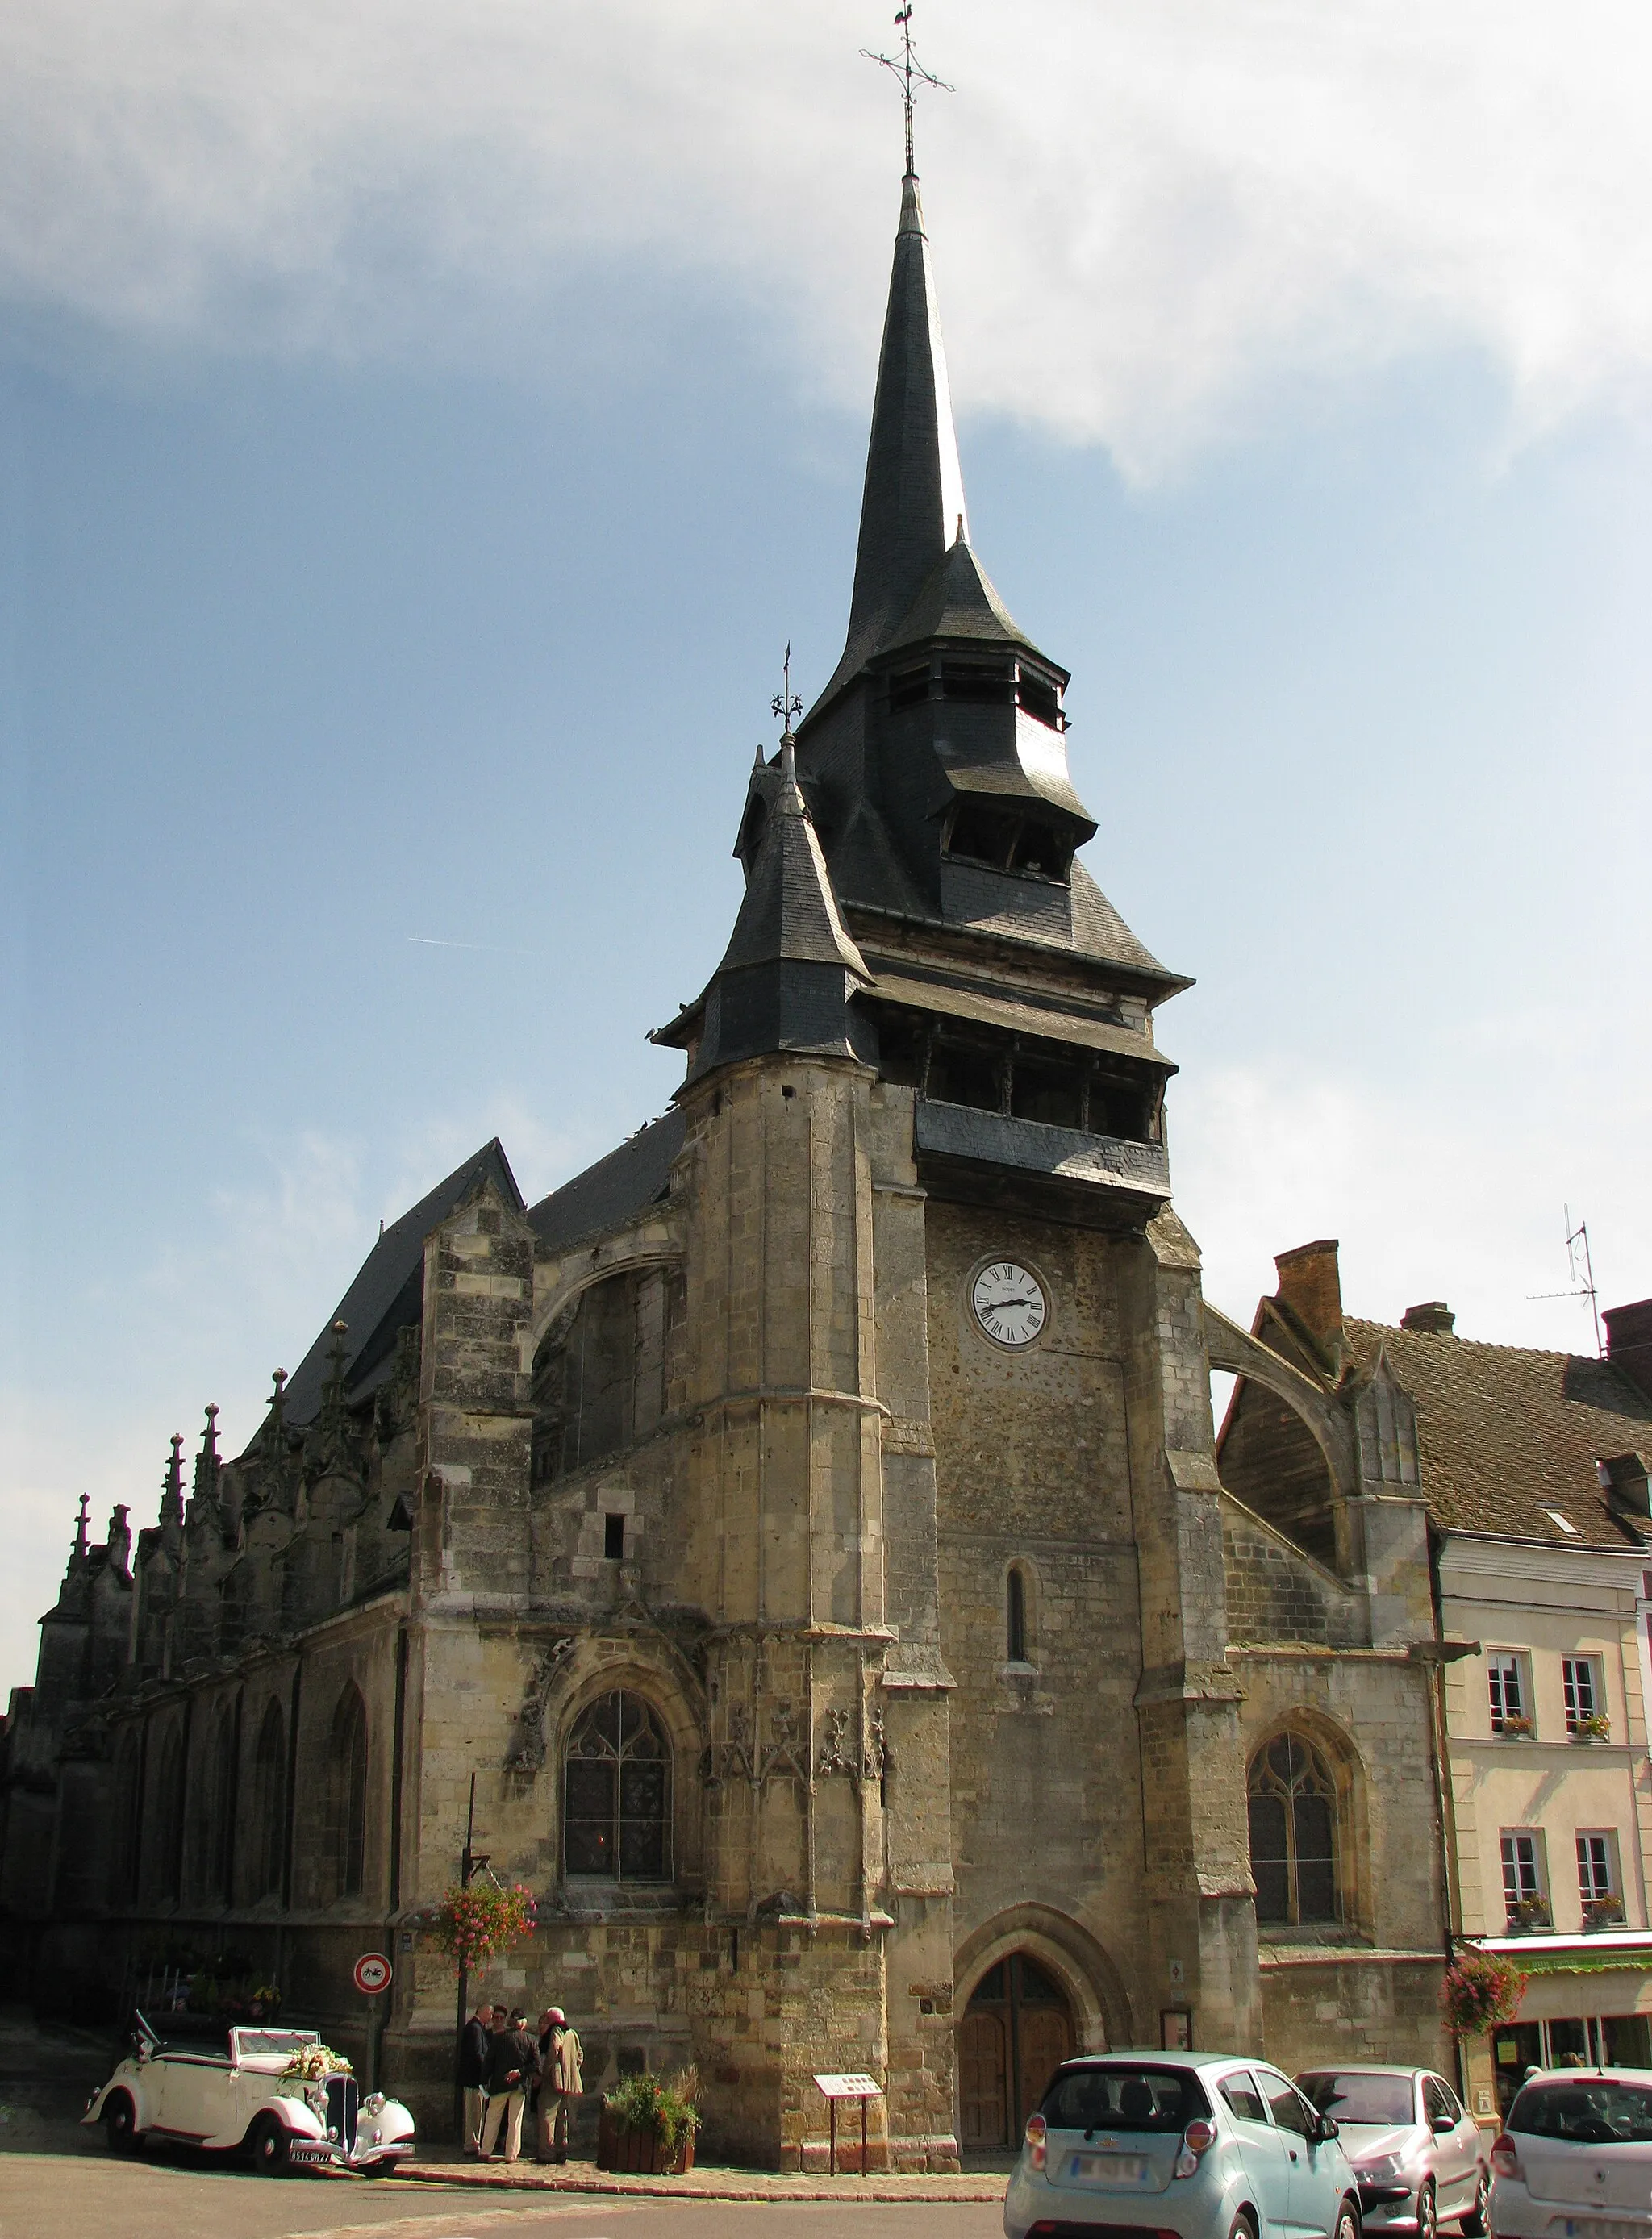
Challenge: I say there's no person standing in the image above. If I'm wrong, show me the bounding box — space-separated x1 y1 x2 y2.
536 2005 584 2164
479 2008 538 2163
458 1998 493 2157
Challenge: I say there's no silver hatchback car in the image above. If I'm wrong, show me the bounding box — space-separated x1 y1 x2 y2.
1296 2068 1490 2239
1488 2067 1652 2239
1003 2051 1362 2239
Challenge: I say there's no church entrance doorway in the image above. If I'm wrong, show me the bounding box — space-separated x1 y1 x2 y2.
958 1952 1076 2149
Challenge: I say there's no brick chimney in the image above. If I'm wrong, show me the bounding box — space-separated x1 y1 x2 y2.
1604 1298 1652 1401
1401 1301 1457 1336
1274 1240 1344 1355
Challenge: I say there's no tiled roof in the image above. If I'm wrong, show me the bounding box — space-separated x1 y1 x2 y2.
1342 1318 1652 1547
527 1111 686 1256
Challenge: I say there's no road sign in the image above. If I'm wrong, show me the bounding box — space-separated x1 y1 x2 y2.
813 2074 882 2173
353 1952 393 1995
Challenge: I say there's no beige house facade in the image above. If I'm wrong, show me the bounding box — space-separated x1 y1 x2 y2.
1440 1530 1652 2119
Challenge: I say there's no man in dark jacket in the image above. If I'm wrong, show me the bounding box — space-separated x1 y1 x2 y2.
457 1999 494 2157
480 2009 539 2163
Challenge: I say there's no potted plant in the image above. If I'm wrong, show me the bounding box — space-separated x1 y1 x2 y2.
1443 1945 1527 2038
1583 1895 1625 1929
597 2066 700 2175
1498 1713 1534 1738
1573 1712 1612 1742
1505 1897 1551 1933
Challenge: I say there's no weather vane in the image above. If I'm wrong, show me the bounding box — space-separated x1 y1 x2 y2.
862 4 953 177
772 642 803 738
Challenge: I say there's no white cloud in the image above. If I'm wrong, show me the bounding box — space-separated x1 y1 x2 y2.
5 2 1652 469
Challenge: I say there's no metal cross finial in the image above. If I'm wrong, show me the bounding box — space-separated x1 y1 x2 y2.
862 4 953 177
772 642 803 740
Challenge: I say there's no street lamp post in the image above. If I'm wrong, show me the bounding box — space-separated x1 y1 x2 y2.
453 1773 490 2143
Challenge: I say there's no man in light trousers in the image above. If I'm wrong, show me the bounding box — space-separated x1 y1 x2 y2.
480 2009 538 2163
536 2006 584 2164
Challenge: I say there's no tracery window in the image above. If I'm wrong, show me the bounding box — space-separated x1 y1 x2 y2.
563 1691 670 1882
1247 1732 1338 1926
325 1685 368 1900
251 1699 286 1901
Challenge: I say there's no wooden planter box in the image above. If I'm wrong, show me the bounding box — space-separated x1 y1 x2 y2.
596 2104 695 2175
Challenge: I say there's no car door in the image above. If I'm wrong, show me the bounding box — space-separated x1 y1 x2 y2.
1221 2068 1295 2239
154 2039 233 2141
1259 2066 1341 2239
1423 2074 1477 2216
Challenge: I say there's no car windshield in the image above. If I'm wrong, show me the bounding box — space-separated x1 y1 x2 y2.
1042 2066 1212 2134
1510 2083 1652 2145
235 2031 318 2059
1299 2073 1416 2126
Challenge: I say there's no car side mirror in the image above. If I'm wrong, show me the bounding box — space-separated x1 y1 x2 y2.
1432 2116 1455 2135
1316 2115 1340 2142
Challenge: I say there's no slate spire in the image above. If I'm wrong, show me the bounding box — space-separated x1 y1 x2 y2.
653 725 871 1086
813 165 970 711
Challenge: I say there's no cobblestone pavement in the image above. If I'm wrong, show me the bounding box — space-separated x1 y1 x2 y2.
0 2152 1006 2239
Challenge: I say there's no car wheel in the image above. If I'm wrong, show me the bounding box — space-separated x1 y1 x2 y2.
1336 2198 1362 2239
1418 2182 1437 2239
1461 2174 1490 2237
1229 2212 1259 2239
361 2160 401 2179
248 2114 291 2174
104 2093 141 2155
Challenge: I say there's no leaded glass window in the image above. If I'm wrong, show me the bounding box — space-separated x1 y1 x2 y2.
563 1691 671 1882
1247 1733 1338 1925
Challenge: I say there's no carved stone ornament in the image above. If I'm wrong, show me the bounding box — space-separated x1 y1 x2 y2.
504 1635 578 1772
758 1695 809 1787
816 1705 859 1783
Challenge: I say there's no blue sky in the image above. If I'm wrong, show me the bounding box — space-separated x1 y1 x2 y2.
3 0 1650 1695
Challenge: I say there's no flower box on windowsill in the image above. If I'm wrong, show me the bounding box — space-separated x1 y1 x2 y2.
1571 1715 1612 1743
1505 1901 1553 1933
1583 1899 1626 1930
1496 1716 1534 1739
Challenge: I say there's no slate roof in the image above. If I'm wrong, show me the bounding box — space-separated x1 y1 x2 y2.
1342 1318 1652 1547
527 1111 686 1256
715 748 870 982
275 1138 523 1431
813 170 971 715
880 537 1043 665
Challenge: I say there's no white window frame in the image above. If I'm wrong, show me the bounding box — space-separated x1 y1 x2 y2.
1487 1652 1530 1733
1577 1829 1620 1906
1562 1656 1603 1733
1500 1828 1548 1921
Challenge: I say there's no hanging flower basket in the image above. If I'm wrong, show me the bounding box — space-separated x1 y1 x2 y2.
428 1881 537 1975
1443 1946 1526 2037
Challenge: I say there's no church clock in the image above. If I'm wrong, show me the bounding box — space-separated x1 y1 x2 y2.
971 1261 1047 1349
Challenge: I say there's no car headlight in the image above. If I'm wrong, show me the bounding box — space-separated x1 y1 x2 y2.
363 2093 386 2116
1356 2154 1408 2184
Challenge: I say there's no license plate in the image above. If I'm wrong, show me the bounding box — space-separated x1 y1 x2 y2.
1558 2220 1650 2239
1072 2152 1151 2183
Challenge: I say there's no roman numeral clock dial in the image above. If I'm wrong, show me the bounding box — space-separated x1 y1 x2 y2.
971 1261 1046 1349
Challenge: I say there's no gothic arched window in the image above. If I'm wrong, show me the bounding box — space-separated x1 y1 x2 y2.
111 1732 143 1903
251 1699 286 1901
1248 1732 1338 1925
326 1686 368 1899
152 1719 186 1903
563 1691 670 1882
206 1703 237 1901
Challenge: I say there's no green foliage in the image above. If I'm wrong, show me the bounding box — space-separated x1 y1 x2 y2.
604 2065 702 2153
1443 1946 1526 2037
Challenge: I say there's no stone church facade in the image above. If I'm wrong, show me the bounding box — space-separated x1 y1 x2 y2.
0 162 1454 2166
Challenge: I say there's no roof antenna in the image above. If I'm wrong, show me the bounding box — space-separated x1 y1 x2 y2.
1526 1203 1604 1357
863 4 953 179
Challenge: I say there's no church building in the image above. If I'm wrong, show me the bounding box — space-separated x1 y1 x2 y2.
0 150 1455 2166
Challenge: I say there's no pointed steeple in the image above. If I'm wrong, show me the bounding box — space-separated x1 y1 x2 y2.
653 722 871 1086
813 168 971 712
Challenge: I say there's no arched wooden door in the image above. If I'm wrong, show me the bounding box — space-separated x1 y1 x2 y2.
958 1953 1077 2147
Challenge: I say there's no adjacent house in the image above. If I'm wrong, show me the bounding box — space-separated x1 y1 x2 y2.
1220 1257 1652 2118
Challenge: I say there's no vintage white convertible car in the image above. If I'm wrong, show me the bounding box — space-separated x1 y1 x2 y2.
83 2014 415 2174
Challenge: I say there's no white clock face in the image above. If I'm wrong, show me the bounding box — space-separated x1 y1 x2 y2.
972 1261 1046 1348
